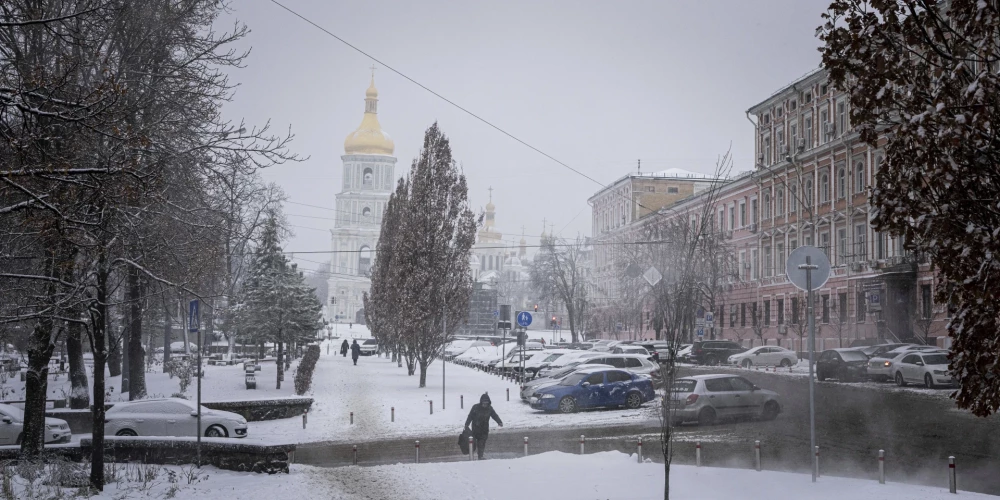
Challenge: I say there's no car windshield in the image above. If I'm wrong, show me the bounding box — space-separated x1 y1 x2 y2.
923 354 949 365
363 339 377 345
839 350 868 361
672 380 696 393
559 373 588 386
0 405 23 421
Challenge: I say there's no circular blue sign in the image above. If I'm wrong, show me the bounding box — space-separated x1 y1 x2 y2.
517 312 533 328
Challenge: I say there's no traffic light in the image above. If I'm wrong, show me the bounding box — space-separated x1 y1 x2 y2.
534 304 538 312
550 316 557 328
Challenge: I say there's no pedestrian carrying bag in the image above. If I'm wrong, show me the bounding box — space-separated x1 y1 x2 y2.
458 428 471 455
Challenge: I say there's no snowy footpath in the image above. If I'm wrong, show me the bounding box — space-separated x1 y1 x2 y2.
80 451 994 500
249 339 660 444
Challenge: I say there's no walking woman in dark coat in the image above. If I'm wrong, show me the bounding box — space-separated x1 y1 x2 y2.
464 393 503 459
341 339 349 357
350 339 361 365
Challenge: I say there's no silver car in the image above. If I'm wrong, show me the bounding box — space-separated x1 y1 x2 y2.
105 398 248 438
667 374 781 426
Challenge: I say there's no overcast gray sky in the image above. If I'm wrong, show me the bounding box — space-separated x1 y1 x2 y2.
218 0 831 273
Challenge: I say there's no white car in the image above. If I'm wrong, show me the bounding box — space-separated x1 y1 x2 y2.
728 346 798 368
866 345 942 382
445 340 491 359
612 346 650 355
105 398 248 439
0 403 71 444
589 340 616 352
358 339 378 356
891 351 955 388
523 349 574 378
536 351 602 378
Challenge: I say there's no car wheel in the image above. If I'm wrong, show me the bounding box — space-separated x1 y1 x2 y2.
924 374 935 389
817 369 826 382
625 392 643 409
895 372 907 387
205 425 227 438
116 429 137 437
705 355 718 366
762 400 780 421
698 407 716 426
742 359 752 369
558 396 577 414
779 358 792 368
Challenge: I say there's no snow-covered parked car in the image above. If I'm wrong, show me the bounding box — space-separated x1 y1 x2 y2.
358 339 378 356
105 398 248 439
866 345 942 382
728 346 798 368
445 340 491 360
0 403 71 444
890 351 955 388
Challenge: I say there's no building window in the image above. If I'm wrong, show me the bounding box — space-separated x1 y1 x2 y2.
729 206 735 231
804 91 813 103
777 299 785 325
791 297 800 324
822 295 830 323
777 107 783 117
764 300 771 327
857 291 866 322
740 202 747 227
876 231 887 260
751 199 758 224
764 246 773 277
821 83 829 95
763 136 771 165
804 114 813 149
645 186 654 192
820 109 830 144
921 285 933 319
839 293 848 322
790 122 798 149
777 243 785 275
855 159 865 193
838 228 848 265
719 211 725 231
791 100 797 110
837 99 848 136
667 186 679 194
820 172 830 203
820 232 830 260
855 224 867 261
790 184 798 212
751 249 759 280
805 179 814 209
730 304 737 327
837 166 846 199
358 245 372 276
741 303 746 327
362 167 374 189
776 188 785 216
762 193 770 220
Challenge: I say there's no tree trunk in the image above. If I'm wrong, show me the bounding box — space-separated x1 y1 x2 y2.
21 320 54 456
276 338 284 390
127 267 146 400
67 318 90 410
108 334 122 378
163 301 172 372
418 359 428 387
89 266 110 491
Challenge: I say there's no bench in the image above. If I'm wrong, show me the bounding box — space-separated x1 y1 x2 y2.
245 373 256 390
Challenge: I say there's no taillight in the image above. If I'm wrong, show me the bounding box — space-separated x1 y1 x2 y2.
685 394 699 406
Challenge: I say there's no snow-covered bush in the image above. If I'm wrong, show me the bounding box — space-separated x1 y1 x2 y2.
293 345 320 395
164 360 193 393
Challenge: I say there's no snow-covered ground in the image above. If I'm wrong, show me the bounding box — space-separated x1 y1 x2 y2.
30 451 990 500
248 338 659 444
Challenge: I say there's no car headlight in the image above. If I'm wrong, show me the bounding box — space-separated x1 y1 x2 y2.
541 394 555 399
933 370 947 375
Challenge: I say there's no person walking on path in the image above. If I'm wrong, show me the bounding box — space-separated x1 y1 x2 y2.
351 339 361 365
341 339 349 357
464 393 503 459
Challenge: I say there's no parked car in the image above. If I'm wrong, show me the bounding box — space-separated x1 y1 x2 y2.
522 349 574 378
858 343 912 358
690 341 747 366
816 348 869 382
359 339 378 356
891 351 955 388
866 345 943 382
728 346 798 368
675 344 694 363
611 345 650 355
444 340 491 359
105 398 248 438
535 351 602 378
529 367 656 413
0 403 71 444
520 362 614 400
666 375 781 426
581 354 662 386
589 340 616 352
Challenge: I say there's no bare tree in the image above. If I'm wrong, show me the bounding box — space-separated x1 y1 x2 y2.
529 235 590 343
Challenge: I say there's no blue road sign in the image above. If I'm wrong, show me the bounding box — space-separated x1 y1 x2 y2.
516 311 532 328
493 310 500 318
696 326 704 336
188 300 200 332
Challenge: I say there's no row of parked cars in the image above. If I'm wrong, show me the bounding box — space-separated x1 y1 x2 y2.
813 344 954 388
0 397 248 445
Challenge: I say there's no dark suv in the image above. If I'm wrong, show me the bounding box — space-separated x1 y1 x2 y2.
690 341 746 366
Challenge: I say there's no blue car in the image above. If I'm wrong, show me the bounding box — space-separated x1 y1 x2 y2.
529 367 656 413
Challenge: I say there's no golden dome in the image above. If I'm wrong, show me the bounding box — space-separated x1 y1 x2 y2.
344 76 394 155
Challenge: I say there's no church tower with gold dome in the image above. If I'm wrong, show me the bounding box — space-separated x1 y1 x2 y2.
328 73 397 325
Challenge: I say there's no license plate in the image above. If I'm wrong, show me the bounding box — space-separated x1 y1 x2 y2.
529 397 538 404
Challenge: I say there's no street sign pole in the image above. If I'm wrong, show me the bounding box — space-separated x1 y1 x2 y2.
188 299 202 468
801 257 818 483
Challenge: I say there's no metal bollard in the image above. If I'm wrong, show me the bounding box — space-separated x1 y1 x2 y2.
524 436 529 456
391 407 394 422
461 395 464 409
469 436 475 461
696 441 702 467
415 440 420 463
430 400 433 415
506 388 509 401
302 410 308 429
350 411 354 425
637 437 643 463
754 440 761 471
815 446 820 478
579 434 585 454
949 456 956 493
878 449 885 484
353 445 358 465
